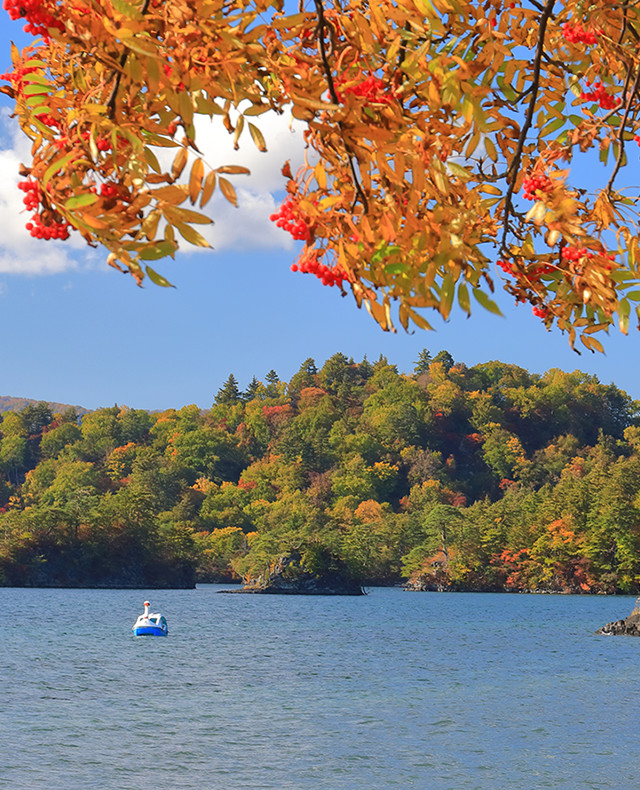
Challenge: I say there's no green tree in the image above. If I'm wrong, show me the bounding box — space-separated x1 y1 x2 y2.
413 349 432 375
263 370 282 399
215 374 242 405
432 350 455 373
40 422 82 460
288 358 319 395
242 376 261 402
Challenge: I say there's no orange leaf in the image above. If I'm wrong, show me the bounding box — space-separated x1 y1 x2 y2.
171 148 188 181
189 158 204 204
218 176 237 207
200 171 216 208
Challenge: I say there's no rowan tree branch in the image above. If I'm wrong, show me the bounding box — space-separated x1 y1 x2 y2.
107 0 152 120
313 0 368 212
607 65 640 193
500 0 556 254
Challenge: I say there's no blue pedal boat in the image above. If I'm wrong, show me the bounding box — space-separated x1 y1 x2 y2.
132 601 168 636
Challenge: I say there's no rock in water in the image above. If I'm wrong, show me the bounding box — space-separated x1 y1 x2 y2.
596 599 640 636
221 550 365 596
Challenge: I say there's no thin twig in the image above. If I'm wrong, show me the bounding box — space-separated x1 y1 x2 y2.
607 65 640 193
500 0 556 253
313 0 368 211
107 0 152 119
313 0 340 104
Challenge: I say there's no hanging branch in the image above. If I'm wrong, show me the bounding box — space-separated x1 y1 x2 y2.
607 64 640 193
313 0 368 212
500 0 556 254
107 0 153 119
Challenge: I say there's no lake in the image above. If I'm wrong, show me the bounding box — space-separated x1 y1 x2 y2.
1 586 639 789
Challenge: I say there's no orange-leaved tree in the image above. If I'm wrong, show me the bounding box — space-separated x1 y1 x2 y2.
2 0 640 350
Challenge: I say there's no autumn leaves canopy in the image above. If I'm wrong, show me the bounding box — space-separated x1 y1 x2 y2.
3 0 640 348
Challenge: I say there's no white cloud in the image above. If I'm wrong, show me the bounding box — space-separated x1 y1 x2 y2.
0 110 95 275
165 108 309 252
194 109 308 193
202 187 295 251
0 104 310 273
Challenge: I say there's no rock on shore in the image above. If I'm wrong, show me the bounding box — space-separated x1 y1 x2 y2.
596 606 640 636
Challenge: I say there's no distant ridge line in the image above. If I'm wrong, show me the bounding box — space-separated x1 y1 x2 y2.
0 396 90 416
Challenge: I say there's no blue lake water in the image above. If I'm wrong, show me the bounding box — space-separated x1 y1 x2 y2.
1 586 639 790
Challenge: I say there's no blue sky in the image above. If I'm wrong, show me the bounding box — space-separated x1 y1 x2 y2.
1 15 640 412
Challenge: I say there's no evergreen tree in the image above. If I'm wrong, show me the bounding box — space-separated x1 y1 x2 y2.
264 370 281 398
21 402 53 436
413 349 432 375
215 374 241 405
358 355 374 380
433 350 455 372
288 358 318 394
242 376 261 402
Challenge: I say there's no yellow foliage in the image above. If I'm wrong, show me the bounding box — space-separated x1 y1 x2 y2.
354 499 384 523
4 0 640 346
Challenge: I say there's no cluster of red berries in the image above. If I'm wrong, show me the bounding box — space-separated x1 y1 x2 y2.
335 74 393 106
561 245 594 263
561 22 598 45
522 264 557 285
18 178 41 211
579 82 619 110
38 113 62 130
18 178 70 240
100 183 118 198
522 174 553 201
270 198 312 242
162 64 185 91
25 213 70 240
532 306 549 318
0 64 37 94
290 255 347 287
498 257 555 282
561 246 615 268
81 131 112 151
3 0 64 37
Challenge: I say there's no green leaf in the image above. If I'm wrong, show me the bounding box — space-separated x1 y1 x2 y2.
64 193 99 209
110 0 143 19
43 152 77 186
384 262 408 275
599 144 609 166
457 282 470 314
447 161 471 180
618 298 630 333
22 73 51 86
143 146 162 174
22 84 50 95
440 273 455 319
540 116 566 137
473 287 503 316
145 265 174 287
138 240 178 260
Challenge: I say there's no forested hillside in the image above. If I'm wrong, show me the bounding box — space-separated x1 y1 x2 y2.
1 352 639 592
0 396 89 416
